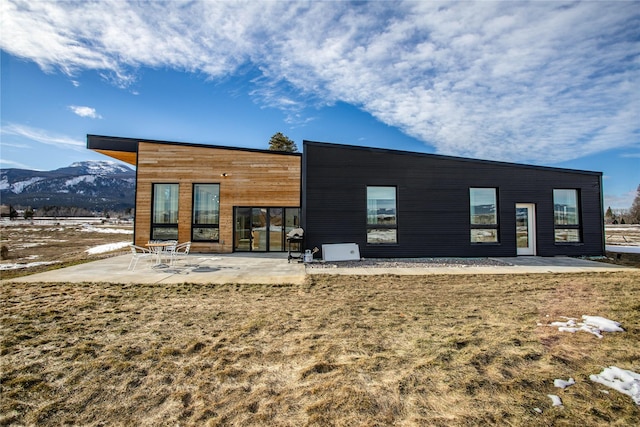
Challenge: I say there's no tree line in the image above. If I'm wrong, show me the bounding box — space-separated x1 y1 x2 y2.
605 185 640 224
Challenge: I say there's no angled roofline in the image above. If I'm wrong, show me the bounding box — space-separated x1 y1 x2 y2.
302 140 602 176
87 134 302 157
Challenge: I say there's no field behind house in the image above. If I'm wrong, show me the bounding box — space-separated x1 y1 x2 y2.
1 221 639 280
2 272 639 426
0 219 133 280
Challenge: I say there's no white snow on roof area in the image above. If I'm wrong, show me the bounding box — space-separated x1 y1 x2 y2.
85 241 131 255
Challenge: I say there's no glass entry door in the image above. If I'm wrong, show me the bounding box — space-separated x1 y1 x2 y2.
516 203 536 256
234 207 300 252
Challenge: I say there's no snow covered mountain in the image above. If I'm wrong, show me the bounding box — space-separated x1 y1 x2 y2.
0 161 135 211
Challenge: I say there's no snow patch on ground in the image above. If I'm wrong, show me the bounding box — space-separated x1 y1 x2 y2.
547 394 563 406
590 367 640 405
554 378 575 389
537 315 638 408
80 225 133 234
546 315 624 339
605 245 640 253
0 261 59 271
86 241 131 255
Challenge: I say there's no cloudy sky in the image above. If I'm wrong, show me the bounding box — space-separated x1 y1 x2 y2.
1 0 638 208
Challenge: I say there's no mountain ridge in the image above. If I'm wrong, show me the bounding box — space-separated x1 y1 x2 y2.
1 161 136 211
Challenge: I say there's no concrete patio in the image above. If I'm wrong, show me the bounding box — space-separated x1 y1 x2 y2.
3 253 636 284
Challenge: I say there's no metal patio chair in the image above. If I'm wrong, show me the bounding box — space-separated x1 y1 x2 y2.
170 241 192 266
128 244 152 271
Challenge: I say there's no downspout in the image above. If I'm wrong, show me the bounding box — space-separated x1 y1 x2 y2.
133 142 140 246
599 173 605 256
300 142 307 237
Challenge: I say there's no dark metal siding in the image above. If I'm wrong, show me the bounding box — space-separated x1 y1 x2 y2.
303 141 604 258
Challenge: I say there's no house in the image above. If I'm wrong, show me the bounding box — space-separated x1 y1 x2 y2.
88 135 604 258
302 141 604 258
87 135 301 253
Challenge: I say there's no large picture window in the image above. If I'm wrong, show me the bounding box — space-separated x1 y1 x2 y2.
470 188 499 243
192 184 220 241
553 189 581 243
366 186 397 244
151 183 179 240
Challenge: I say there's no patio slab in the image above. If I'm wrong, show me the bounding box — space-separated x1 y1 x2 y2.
4 253 307 285
2 254 636 284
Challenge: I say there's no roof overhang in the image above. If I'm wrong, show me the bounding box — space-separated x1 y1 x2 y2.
87 135 139 166
88 134 302 167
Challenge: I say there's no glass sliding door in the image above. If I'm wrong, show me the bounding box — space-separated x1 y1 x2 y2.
234 208 252 251
252 208 268 251
234 207 300 252
269 208 283 251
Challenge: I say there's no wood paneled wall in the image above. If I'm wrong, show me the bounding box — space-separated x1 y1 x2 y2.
135 142 301 252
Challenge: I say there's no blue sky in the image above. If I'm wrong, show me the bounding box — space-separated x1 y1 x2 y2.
1 1 638 209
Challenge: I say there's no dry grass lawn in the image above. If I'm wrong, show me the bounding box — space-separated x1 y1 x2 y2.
2 272 639 426
0 220 132 280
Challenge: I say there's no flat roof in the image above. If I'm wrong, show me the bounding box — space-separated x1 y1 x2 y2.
87 134 302 166
303 140 602 176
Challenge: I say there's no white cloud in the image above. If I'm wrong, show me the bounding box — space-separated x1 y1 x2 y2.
1 123 84 150
604 189 638 210
0 158 32 169
1 0 638 163
69 105 102 119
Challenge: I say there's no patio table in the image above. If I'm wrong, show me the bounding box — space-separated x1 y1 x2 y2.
145 241 175 267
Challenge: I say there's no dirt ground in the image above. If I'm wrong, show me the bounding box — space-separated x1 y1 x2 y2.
1 220 639 425
2 273 640 426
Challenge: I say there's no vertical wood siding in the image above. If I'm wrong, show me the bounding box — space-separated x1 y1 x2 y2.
135 142 301 253
303 142 604 258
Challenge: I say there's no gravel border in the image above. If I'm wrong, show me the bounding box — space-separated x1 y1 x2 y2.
305 257 512 269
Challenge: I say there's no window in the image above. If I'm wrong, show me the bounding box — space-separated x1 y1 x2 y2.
470 188 499 243
192 184 220 241
367 186 397 244
151 183 179 240
553 189 581 243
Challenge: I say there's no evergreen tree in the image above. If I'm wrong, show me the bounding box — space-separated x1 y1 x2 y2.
268 132 298 152
604 206 614 223
23 207 34 220
629 184 640 224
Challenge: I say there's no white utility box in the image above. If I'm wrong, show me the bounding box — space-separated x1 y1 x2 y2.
322 243 360 262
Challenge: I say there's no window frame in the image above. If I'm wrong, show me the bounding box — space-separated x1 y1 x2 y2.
151 183 179 240
366 185 398 245
469 187 500 244
553 189 582 244
191 183 220 242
